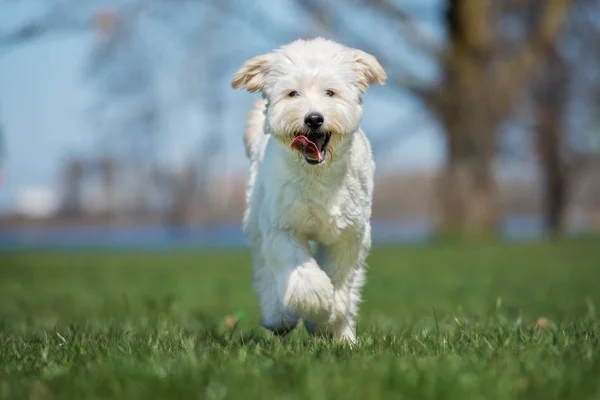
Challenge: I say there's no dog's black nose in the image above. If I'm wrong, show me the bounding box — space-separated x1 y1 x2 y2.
304 112 324 129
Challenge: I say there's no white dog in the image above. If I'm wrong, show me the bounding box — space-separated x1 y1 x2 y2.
231 38 386 343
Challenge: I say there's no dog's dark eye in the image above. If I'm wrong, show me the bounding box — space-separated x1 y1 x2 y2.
288 91 299 97
325 90 335 97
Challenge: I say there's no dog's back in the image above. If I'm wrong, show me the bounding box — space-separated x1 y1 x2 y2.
243 99 267 159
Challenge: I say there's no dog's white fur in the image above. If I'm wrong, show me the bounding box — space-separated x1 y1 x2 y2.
232 38 386 343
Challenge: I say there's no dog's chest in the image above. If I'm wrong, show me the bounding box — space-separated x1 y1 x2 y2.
276 177 363 244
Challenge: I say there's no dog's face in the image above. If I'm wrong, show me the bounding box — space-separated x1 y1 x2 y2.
232 38 386 165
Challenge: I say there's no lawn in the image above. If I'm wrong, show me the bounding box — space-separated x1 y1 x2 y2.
1 238 599 399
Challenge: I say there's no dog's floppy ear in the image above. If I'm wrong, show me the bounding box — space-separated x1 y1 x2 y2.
353 50 386 92
231 54 271 92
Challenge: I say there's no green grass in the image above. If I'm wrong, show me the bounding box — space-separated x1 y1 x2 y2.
1 238 599 399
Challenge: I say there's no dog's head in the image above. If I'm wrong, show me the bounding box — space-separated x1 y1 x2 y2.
232 38 386 165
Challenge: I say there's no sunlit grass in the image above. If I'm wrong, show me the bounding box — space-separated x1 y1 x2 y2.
1 238 599 399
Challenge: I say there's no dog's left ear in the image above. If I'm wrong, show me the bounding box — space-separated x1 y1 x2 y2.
353 50 386 92
231 54 271 93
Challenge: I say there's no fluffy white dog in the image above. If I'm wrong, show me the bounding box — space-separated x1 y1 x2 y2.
231 37 386 343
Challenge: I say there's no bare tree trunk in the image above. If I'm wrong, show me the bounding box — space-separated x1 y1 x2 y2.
539 126 566 234
59 157 85 217
532 47 569 234
433 0 500 236
438 134 498 235
99 155 117 220
167 165 197 232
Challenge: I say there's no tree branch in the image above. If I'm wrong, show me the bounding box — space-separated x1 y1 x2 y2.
359 0 444 57
492 0 573 126
295 0 431 97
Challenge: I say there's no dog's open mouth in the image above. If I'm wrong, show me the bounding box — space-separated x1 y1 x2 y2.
290 132 331 165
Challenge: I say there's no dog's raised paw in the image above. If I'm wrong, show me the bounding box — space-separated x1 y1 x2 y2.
283 265 334 323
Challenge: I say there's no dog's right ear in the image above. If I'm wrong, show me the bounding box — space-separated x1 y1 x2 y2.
231 54 271 92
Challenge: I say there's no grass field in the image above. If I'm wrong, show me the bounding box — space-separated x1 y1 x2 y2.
1 238 599 399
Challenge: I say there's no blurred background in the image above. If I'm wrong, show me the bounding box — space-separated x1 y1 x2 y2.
0 0 599 250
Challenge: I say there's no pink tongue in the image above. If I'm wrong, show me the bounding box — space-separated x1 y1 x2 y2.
291 135 321 160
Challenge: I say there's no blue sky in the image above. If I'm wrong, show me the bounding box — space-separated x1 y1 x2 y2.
0 32 97 212
0 0 445 213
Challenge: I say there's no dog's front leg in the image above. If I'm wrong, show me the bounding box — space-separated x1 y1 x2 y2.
305 227 371 343
262 232 334 326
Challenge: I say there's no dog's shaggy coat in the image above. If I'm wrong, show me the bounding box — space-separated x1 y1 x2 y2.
232 38 386 342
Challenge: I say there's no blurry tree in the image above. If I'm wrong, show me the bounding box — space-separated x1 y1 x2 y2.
531 0 600 233
531 45 569 234
57 156 84 217
429 0 572 235
170 0 226 227
88 5 160 218
348 0 572 236
1 0 230 226
98 155 118 218
0 110 5 188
